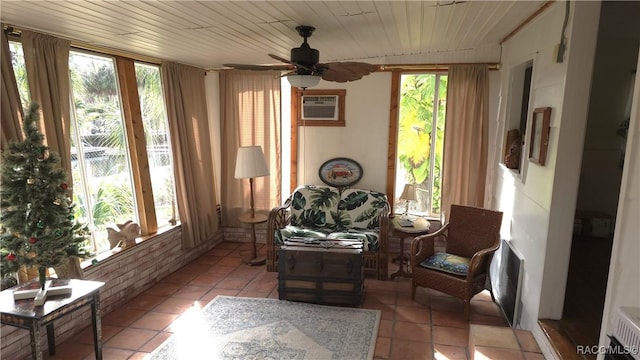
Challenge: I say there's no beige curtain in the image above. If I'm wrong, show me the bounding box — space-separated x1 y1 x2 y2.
1 27 24 149
441 64 489 220
219 70 281 227
21 30 72 177
161 62 219 248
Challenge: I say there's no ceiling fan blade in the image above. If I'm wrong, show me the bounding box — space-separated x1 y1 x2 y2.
223 63 293 71
319 62 380 82
268 54 294 65
268 54 314 73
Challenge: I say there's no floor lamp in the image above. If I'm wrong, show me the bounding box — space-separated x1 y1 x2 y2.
235 146 270 266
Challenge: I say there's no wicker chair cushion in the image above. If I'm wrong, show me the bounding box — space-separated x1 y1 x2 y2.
289 185 341 229
419 252 470 276
327 230 380 251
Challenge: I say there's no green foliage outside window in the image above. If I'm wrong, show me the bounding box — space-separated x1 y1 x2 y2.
397 74 447 215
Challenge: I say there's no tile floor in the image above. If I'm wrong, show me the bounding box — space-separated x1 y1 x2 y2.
43 241 544 360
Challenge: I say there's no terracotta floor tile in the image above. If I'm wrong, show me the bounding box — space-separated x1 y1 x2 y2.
144 282 181 297
130 311 179 331
188 272 225 286
171 284 210 300
206 247 234 257
44 342 93 359
394 321 432 342
432 326 469 347
366 289 397 305
431 309 469 329
74 324 123 344
201 288 240 302
104 328 158 351
125 294 166 311
395 305 431 323
391 339 434 360
153 297 199 315
83 347 134 360
214 276 251 290
374 337 392 359
473 346 525 360
179 262 212 274
102 308 146 327
191 254 223 266
127 352 150 360
206 265 237 276
216 256 244 267
138 331 172 353
160 270 199 284
378 319 394 337
433 344 469 360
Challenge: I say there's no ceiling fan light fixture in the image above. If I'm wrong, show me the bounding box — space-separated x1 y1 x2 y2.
287 74 321 89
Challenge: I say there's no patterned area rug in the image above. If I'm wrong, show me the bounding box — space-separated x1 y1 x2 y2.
148 296 380 360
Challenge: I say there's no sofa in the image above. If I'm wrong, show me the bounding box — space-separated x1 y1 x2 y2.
266 185 390 280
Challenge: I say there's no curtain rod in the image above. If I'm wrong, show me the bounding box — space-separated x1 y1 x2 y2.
379 63 501 72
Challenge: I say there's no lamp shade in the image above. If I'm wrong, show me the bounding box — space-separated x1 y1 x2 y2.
287 74 321 89
399 184 417 201
234 146 269 179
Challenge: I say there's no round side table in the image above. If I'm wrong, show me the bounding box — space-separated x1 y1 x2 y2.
390 216 431 278
239 211 268 266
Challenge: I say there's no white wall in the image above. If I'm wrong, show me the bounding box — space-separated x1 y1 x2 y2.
296 73 392 192
492 1 601 356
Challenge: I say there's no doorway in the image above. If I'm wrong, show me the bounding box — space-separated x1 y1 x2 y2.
560 1 639 356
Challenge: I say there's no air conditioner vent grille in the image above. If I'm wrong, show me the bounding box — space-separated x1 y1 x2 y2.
612 307 640 360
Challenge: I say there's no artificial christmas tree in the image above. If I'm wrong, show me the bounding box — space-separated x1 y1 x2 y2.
0 103 92 302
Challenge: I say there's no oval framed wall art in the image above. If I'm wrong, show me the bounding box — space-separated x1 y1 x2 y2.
318 158 363 187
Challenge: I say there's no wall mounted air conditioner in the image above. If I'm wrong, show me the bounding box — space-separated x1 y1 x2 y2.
302 95 339 120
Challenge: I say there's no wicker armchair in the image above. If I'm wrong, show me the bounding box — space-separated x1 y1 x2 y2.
410 204 503 319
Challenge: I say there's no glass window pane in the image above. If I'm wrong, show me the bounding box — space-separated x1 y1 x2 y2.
69 51 137 252
395 73 446 218
135 62 178 226
8 41 30 109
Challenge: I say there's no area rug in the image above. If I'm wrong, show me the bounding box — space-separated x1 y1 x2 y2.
147 295 381 360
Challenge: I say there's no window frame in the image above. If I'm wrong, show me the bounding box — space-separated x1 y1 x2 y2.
386 71 447 218
8 40 176 257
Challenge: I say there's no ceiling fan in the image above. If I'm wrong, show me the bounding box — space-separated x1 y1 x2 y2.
223 25 379 86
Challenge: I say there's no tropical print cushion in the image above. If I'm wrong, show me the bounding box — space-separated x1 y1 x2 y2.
289 185 340 229
419 252 470 276
337 189 389 230
274 226 330 245
327 230 380 251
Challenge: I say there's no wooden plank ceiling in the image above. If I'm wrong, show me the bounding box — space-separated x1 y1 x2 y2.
1 1 549 70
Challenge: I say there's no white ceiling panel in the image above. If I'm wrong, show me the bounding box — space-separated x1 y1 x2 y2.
0 0 550 69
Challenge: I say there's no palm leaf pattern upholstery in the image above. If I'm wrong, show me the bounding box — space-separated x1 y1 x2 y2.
268 185 390 279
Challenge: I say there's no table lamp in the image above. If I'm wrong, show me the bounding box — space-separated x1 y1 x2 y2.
235 145 269 265
399 183 417 219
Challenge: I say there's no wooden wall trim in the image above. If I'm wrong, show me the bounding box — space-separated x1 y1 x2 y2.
385 71 401 215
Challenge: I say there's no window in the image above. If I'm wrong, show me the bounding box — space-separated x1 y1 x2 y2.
391 73 447 218
8 42 177 255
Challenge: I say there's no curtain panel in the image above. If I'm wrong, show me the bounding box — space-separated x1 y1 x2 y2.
442 64 489 220
219 70 281 228
161 62 218 248
21 30 72 180
1 27 24 149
